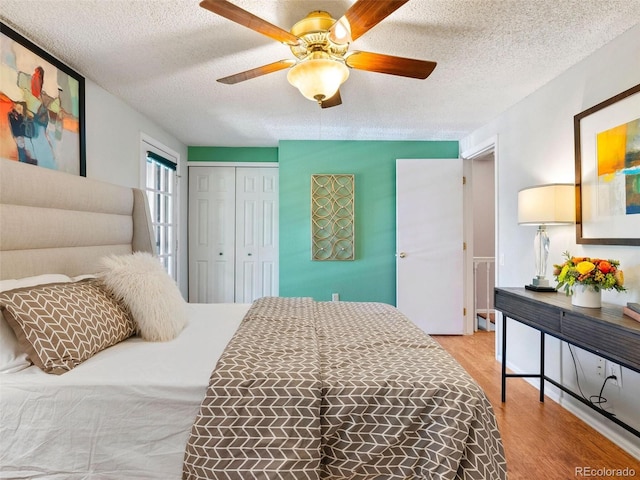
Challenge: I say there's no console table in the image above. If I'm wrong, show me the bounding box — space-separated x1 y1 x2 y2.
494 287 640 438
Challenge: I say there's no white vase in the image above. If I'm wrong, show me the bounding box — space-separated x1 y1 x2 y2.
571 285 602 308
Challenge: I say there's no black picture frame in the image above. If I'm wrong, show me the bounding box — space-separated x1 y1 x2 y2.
574 83 640 246
1 21 86 176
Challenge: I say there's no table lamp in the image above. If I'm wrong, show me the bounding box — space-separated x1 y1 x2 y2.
518 184 574 291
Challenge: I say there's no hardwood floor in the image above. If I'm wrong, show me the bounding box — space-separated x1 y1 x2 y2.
432 331 639 480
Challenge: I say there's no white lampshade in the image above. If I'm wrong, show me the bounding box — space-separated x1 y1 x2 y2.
287 52 349 103
518 184 575 225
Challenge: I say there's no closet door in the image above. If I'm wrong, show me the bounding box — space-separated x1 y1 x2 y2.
235 168 279 302
188 167 235 303
188 166 279 303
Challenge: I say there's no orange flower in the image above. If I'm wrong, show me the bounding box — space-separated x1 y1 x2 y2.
597 261 612 274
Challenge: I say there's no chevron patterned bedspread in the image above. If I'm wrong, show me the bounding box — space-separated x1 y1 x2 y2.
183 297 507 480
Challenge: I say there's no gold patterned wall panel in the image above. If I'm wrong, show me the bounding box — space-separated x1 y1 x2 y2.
311 174 354 261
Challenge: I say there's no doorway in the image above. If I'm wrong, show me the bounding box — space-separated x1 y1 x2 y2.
462 137 500 357
471 153 495 331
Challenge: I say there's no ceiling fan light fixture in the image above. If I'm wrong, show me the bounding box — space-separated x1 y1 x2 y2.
204 1 436 105
287 53 349 103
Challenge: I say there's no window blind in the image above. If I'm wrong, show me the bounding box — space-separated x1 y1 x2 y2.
146 150 176 170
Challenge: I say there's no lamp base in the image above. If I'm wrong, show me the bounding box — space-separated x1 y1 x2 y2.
531 277 549 287
525 284 557 292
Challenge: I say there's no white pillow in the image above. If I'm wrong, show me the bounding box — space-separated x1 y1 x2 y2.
0 274 72 373
99 252 188 341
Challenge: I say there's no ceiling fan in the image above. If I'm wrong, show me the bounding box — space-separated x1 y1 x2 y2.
200 0 437 108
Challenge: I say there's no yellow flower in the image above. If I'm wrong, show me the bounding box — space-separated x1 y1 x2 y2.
576 261 595 275
615 270 624 286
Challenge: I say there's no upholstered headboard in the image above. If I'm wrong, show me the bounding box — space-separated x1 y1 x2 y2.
0 159 155 280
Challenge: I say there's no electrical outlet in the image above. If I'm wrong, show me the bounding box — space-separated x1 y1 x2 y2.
606 361 622 388
595 357 605 378
332 293 339 302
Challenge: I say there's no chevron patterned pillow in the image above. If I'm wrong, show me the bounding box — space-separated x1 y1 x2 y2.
0 274 73 373
0 279 135 374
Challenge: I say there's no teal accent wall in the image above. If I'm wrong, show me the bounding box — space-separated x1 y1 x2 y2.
278 140 458 304
188 146 278 162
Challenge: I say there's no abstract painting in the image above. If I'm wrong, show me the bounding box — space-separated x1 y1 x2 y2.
596 118 640 215
1 22 85 175
575 83 640 245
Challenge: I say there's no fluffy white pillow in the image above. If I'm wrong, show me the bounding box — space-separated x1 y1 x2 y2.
99 253 187 341
0 274 72 373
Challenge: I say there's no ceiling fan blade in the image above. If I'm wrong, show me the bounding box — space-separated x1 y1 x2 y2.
200 0 300 46
329 0 409 43
320 90 342 109
217 59 295 84
345 51 436 79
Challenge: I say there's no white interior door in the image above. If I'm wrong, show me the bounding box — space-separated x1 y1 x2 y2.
235 168 279 303
188 166 235 303
189 166 279 303
396 159 464 334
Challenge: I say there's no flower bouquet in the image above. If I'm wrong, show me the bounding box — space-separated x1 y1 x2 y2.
553 251 625 296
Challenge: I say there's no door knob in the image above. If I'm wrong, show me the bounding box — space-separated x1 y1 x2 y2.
399 252 406 258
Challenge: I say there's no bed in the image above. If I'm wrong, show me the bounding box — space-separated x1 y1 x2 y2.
0 159 507 479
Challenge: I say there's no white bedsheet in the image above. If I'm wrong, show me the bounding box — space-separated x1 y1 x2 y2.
0 302 249 480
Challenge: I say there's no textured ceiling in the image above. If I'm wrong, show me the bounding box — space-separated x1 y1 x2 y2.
2 1 639 147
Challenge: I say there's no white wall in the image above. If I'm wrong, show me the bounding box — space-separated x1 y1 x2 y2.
461 24 640 456
84 80 189 297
